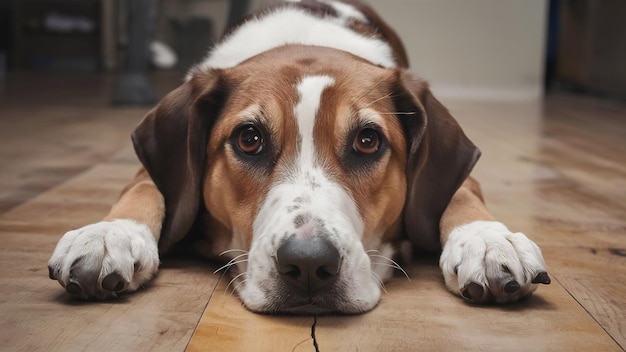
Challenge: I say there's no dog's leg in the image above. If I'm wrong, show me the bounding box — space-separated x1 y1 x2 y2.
48 169 164 299
438 177 550 304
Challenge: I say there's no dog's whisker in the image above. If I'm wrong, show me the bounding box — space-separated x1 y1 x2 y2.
370 271 388 295
357 89 405 110
352 73 396 105
368 254 404 267
224 252 249 263
377 112 417 115
224 271 247 294
213 258 249 274
231 278 248 297
213 256 246 274
218 249 249 257
229 252 250 263
369 255 411 280
373 262 410 281
373 263 410 281
360 92 393 108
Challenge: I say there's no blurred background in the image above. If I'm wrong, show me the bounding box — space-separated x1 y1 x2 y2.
0 0 624 102
1 5 625 349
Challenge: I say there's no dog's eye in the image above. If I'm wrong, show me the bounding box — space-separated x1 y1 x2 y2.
236 125 265 155
352 128 381 154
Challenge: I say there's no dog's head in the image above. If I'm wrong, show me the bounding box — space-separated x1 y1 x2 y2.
133 45 479 314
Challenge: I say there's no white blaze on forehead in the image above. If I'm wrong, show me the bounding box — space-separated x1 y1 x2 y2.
294 75 335 166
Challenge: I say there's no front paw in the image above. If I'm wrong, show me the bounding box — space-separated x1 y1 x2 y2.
48 219 159 299
439 221 550 304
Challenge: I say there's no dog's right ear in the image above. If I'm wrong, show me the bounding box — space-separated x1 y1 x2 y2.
394 71 480 252
132 71 228 253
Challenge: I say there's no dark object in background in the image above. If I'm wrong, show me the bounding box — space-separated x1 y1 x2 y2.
0 1 11 78
169 0 250 71
226 0 250 28
112 0 158 106
114 0 250 105
169 17 213 70
11 0 101 71
556 0 626 100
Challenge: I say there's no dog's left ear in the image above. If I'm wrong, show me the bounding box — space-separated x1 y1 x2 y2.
393 71 481 251
132 71 228 253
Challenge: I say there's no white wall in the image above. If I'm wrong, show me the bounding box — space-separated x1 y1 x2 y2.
367 0 548 100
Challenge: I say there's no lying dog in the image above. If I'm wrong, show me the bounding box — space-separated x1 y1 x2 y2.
48 0 550 314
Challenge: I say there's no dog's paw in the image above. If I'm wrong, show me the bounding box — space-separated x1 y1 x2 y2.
48 219 159 299
439 221 550 304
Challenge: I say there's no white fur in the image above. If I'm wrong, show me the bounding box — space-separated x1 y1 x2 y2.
294 75 334 165
237 75 383 313
193 7 395 73
440 221 547 303
48 220 159 298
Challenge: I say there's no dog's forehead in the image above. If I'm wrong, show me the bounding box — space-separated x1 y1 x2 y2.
224 45 394 96
208 46 402 162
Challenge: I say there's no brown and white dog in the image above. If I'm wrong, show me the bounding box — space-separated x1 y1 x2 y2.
48 0 550 314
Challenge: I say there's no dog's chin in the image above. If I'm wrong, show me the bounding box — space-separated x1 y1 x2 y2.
272 304 338 316
241 288 380 316
246 302 377 316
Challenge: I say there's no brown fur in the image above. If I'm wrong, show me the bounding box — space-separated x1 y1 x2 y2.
439 177 494 244
103 169 164 239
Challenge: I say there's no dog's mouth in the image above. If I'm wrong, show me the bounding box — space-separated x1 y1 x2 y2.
255 297 357 316
279 304 336 316
238 277 380 315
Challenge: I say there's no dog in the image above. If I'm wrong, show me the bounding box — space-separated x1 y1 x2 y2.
48 0 550 314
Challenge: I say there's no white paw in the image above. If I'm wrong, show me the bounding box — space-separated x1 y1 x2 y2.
439 221 550 304
48 219 159 299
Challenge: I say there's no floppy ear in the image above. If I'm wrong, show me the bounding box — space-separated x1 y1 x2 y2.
394 72 481 252
131 71 227 254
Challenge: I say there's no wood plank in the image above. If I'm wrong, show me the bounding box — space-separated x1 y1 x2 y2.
188 288 314 352
0 71 180 214
0 156 218 352
188 260 620 351
316 263 619 351
0 103 144 213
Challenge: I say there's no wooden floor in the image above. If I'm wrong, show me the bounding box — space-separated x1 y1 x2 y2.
0 72 624 351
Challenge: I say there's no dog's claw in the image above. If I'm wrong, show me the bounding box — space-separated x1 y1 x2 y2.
504 280 521 293
65 282 83 295
102 272 127 292
532 272 551 285
48 266 56 280
462 282 484 301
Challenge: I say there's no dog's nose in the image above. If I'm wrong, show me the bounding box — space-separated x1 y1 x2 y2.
276 236 341 295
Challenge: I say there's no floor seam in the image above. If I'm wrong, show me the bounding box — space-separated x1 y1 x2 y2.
184 267 229 351
553 275 625 351
311 315 320 352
